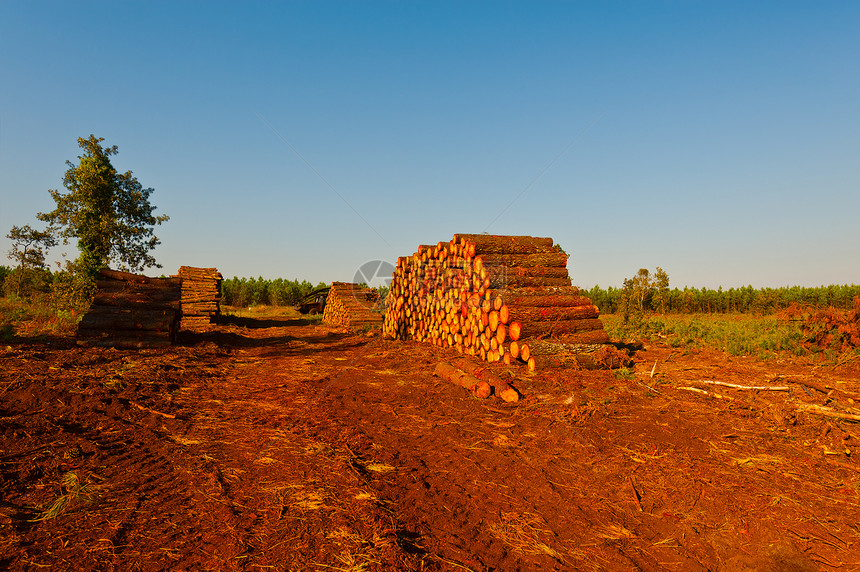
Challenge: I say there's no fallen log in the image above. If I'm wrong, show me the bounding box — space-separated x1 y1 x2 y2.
450 357 520 402
527 340 632 370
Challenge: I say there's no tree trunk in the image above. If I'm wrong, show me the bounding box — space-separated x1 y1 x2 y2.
507 304 599 323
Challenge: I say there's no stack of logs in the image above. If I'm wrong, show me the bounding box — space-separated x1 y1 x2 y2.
76 268 181 348
382 234 610 371
322 282 384 330
177 266 222 329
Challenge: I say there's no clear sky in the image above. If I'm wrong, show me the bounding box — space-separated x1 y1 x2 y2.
1 1 858 290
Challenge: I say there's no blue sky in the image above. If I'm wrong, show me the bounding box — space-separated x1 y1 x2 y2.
1 1 858 290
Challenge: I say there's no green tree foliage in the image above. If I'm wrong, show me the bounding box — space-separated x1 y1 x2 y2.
37 135 169 278
220 277 328 308
0 266 11 293
588 281 860 315
4 224 57 297
652 267 670 314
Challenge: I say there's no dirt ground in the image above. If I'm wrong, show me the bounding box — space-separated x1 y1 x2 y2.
2 309 860 571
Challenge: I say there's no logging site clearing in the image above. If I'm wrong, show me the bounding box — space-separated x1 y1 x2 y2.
2 306 860 571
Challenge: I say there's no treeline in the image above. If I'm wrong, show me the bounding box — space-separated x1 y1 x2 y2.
219 276 328 308
6 264 858 316
586 283 860 315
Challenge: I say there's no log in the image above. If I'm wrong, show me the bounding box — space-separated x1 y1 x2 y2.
99 268 181 286
507 304 599 323
96 280 183 292
78 311 177 331
452 234 556 254
509 321 522 342
517 318 605 339
528 340 632 370
488 275 572 289
554 330 611 344
502 292 592 309
92 292 181 308
480 253 569 268
450 357 520 403
435 361 481 391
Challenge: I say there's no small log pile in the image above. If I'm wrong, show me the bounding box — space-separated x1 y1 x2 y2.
77 268 181 349
322 282 383 330
382 234 611 371
177 266 222 329
435 357 521 402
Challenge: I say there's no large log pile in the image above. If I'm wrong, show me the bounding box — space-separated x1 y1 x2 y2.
77 268 181 349
176 266 222 329
322 282 383 330
382 234 610 371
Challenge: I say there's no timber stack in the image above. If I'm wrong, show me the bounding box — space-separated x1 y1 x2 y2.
77 268 181 349
382 234 611 371
177 266 222 329
322 282 383 330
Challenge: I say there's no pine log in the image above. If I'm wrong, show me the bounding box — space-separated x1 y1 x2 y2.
96 280 182 292
453 234 556 254
516 318 604 338
507 304 599 323
553 330 611 344
528 340 632 370
78 309 178 331
450 357 520 402
480 253 568 268
99 268 181 286
435 361 481 391
92 292 181 308
488 275 572 289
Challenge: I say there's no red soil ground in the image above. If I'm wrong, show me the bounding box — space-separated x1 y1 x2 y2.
2 310 860 571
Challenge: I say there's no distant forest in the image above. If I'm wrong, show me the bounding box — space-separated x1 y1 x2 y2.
219 276 328 308
217 272 860 315
584 283 860 314
3 266 857 315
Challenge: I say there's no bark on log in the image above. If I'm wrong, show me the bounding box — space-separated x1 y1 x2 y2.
79 309 178 331
507 304 599 323
450 357 520 403
92 292 181 308
452 234 556 254
98 268 182 287
516 318 604 338
528 339 632 370
488 275 572 289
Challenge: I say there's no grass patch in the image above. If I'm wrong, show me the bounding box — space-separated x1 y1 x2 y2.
603 313 807 360
0 296 82 339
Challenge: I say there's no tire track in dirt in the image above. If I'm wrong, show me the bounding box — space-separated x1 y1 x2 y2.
1 346 253 571
297 365 686 571
223 332 702 571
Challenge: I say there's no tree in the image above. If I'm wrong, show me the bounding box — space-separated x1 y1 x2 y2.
652 267 670 313
4 224 57 297
38 135 169 278
632 268 652 311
